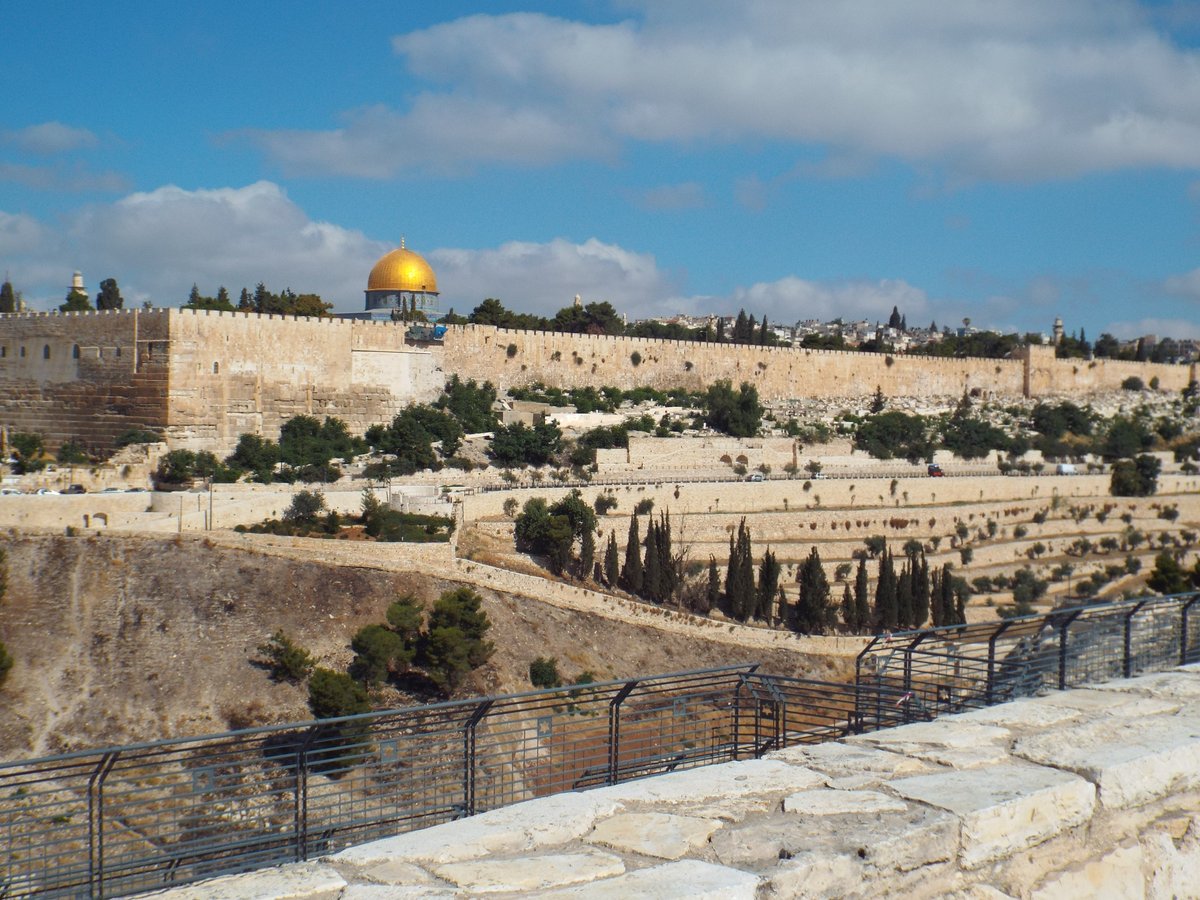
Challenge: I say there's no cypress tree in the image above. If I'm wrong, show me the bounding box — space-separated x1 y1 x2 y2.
604 533 620 586
620 515 643 594
705 556 721 613
579 524 595 582
897 559 914 629
759 314 769 345
726 518 754 621
734 309 749 343
913 555 930 628
0 280 15 314
875 551 898 631
841 583 854 630
930 564 944 627
657 512 677 603
854 558 871 633
756 548 780 623
642 518 661 602
777 586 789 627
794 546 832 634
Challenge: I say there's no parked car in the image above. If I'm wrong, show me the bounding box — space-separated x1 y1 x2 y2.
746 473 765 482
1056 463 1077 475
65 484 87 494
0 487 23 495
927 464 945 477
35 488 60 495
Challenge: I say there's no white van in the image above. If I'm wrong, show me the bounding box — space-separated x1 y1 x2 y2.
1056 463 1077 475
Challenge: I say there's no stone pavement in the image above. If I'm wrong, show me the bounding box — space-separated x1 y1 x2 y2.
151 666 1200 899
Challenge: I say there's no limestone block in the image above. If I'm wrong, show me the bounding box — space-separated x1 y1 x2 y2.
1090 671 1200 702
536 859 761 899
337 860 439 885
768 742 931 788
1029 844 1144 900
329 793 621 866
846 719 1011 756
1013 715 1200 809
341 886 461 899
587 811 723 859
432 848 625 893
951 698 1085 731
890 764 1096 869
766 851 864 899
1143 827 1200 900
782 788 909 816
144 861 347 899
1034 688 1180 717
711 806 957 872
587 759 826 808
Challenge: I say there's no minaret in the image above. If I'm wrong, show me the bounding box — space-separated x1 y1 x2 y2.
1053 316 1064 346
69 271 87 297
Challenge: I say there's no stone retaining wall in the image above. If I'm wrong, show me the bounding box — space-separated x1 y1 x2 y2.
157 665 1200 899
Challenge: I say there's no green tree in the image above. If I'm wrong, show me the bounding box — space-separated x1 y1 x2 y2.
284 489 326 525
0 547 11 689
156 449 197 484
308 668 370 719
435 375 500 433
579 524 596 580
9 432 46 473
0 280 15 313
704 380 763 437
350 624 411 686
853 557 871 632
604 532 620 585
620 515 644 593
705 556 721 614
386 594 424 645
855 411 934 463
874 551 898 631
56 440 89 465
757 548 781 623
423 588 494 692
724 518 756 621
60 288 93 312
490 421 562 467
95 277 124 310
793 546 834 634
1147 552 1192 595
1110 455 1160 497
255 631 315 684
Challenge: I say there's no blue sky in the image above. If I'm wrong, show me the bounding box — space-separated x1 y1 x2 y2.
3 1 1200 339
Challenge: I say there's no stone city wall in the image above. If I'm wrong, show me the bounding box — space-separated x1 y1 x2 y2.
164 309 444 454
1 312 1195 456
0 309 170 452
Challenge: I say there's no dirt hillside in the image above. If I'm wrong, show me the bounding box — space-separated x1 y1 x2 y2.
0 531 837 758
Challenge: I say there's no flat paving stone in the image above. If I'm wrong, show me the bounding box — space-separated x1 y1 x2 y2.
1013 714 1200 809
145 861 346 900
342 886 462 899
782 788 909 816
587 811 723 860
1034 688 1179 717
766 851 864 899
1089 671 1200 701
1029 844 1144 900
432 848 625 894
330 793 620 866
951 698 1085 731
768 742 931 788
587 758 826 808
846 720 1011 754
536 859 760 899
890 763 1095 868
335 861 439 886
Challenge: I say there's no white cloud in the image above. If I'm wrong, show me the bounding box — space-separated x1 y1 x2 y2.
246 3 1200 182
2 182 389 310
1105 317 1200 340
727 276 931 324
1164 268 1200 299
431 237 678 316
2 122 99 155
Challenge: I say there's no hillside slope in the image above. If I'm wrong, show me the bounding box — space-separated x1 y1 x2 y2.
0 531 831 758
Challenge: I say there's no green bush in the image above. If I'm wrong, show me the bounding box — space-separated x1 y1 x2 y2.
529 657 562 689
307 668 370 719
350 624 412 686
0 641 12 689
284 490 327 525
255 631 315 684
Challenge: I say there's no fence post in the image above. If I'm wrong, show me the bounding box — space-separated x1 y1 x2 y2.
985 621 1011 706
1183 595 1200 666
1123 601 1148 679
88 751 119 900
1057 610 1083 690
607 681 638 785
463 700 494 817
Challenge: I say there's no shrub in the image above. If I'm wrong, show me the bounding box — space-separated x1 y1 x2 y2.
350 624 412 686
630 351 642 366
502 497 519 517
529 657 561 688
594 494 618 515
960 547 974 565
634 498 654 515
307 668 370 719
255 631 316 684
506 343 518 358
284 490 326 525
1120 376 1145 391
0 642 11 689
1110 455 1160 497
114 427 163 447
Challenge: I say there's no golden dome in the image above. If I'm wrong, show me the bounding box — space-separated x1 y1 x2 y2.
367 241 438 294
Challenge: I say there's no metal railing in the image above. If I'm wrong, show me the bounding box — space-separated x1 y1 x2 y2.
855 591 1200 718
3 591 1197 898
0 666 912 899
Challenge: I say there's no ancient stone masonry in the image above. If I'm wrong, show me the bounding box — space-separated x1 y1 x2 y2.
0 311 1194 454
